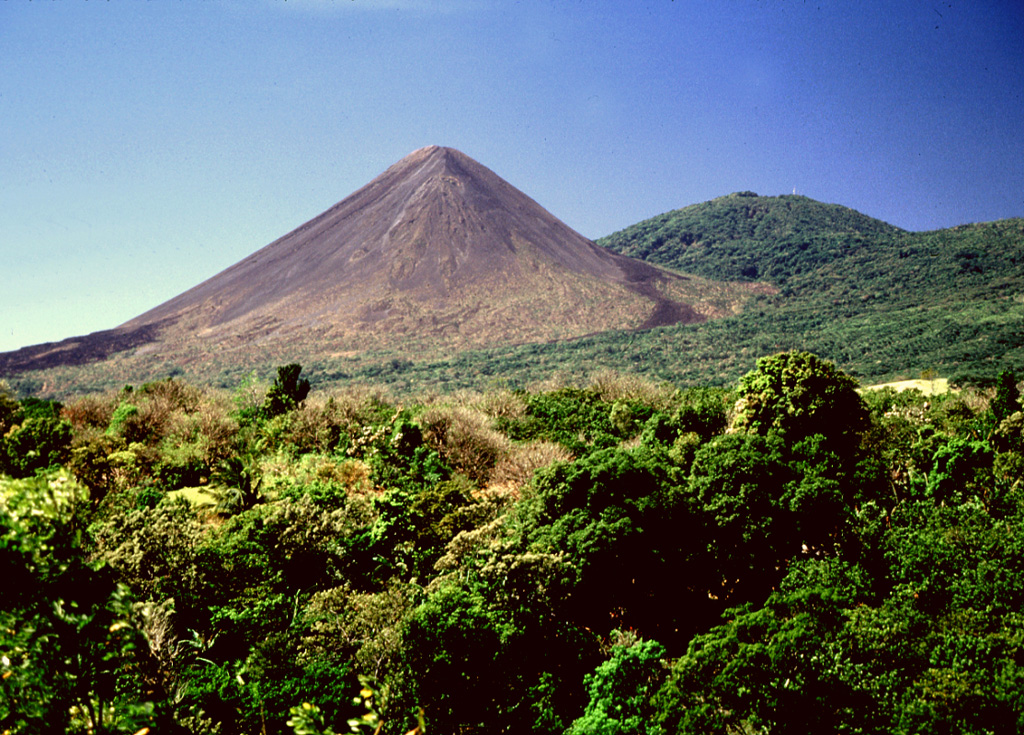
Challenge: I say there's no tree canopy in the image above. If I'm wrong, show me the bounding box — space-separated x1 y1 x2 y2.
2 356 1023 733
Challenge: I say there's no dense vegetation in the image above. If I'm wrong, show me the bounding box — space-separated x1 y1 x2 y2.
597 194 1024 387
4 354 1024 734
598 192 905 284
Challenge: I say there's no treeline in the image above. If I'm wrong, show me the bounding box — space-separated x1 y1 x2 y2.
3 355 1024 733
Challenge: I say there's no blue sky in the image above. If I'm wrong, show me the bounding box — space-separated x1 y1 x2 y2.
2 0 1022 353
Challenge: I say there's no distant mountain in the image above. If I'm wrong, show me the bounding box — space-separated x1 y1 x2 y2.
6 178 1023 396
597 192 1024 305
0 146 752 388
121 145 742 345
598 193 1024 385
597 191 904 285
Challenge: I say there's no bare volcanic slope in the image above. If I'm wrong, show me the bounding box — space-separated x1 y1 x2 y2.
2 146 750 376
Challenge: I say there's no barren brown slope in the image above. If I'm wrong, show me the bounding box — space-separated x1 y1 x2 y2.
3 146 754 377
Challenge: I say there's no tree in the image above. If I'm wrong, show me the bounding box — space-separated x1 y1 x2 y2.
0 380 22 436
732 351 869 459
688 433 794 606
566 633 667 735
1 414 73 478
0 472 157 734
209 453 264 515
262 364 311 419
516 446 700 642
991 368 1020 423
396 575 596 735
925 437 994 506
652 559 874 735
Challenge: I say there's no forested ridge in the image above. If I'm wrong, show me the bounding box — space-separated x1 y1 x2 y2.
4 353 1024 734
597 194 1024 386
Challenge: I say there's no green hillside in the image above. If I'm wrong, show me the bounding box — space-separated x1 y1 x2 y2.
597 193 1024 303
597 192 904 285
596 195 1024 386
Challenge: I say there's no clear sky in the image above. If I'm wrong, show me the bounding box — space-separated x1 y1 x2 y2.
2 0 1022 353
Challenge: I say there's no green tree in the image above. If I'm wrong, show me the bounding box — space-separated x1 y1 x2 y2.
263 364 312 419
209 452 264 515
495 387 622 455
0 472 157 734
397 576 595 735
652 558 874 735
566 633 667 735
732 351 869 458
1 414 73 478
0 380 20 436
517 446 700 643
925 437 994 506
991 368 1020 423
688 433 794 606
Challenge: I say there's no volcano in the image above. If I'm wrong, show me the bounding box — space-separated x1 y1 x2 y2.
2 146 747 376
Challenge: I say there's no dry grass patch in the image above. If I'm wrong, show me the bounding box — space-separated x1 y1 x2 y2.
490 440 572 489
419 404 510 484
862 378 951 396
587 369 678 409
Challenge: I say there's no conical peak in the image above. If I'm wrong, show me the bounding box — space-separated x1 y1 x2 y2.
407 144 448 157
1 145 742 376
394 144 466 169
114 144 715 348
406 144 463 160
387 145 484 182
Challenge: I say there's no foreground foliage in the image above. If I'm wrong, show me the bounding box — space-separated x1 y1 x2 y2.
2 355 1023 733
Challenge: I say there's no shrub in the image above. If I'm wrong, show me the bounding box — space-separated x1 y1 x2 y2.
490 439 573 489
567 632 667 735
62 392 118 432
106 402 140 438
0 415 73 478
587 370 678 409
68 434 124 498
419 405 509 484
732 351 868 459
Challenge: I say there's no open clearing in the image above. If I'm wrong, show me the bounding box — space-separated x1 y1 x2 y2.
861 378 951 396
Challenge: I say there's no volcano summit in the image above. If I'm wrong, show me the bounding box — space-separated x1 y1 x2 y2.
2 146 746 376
